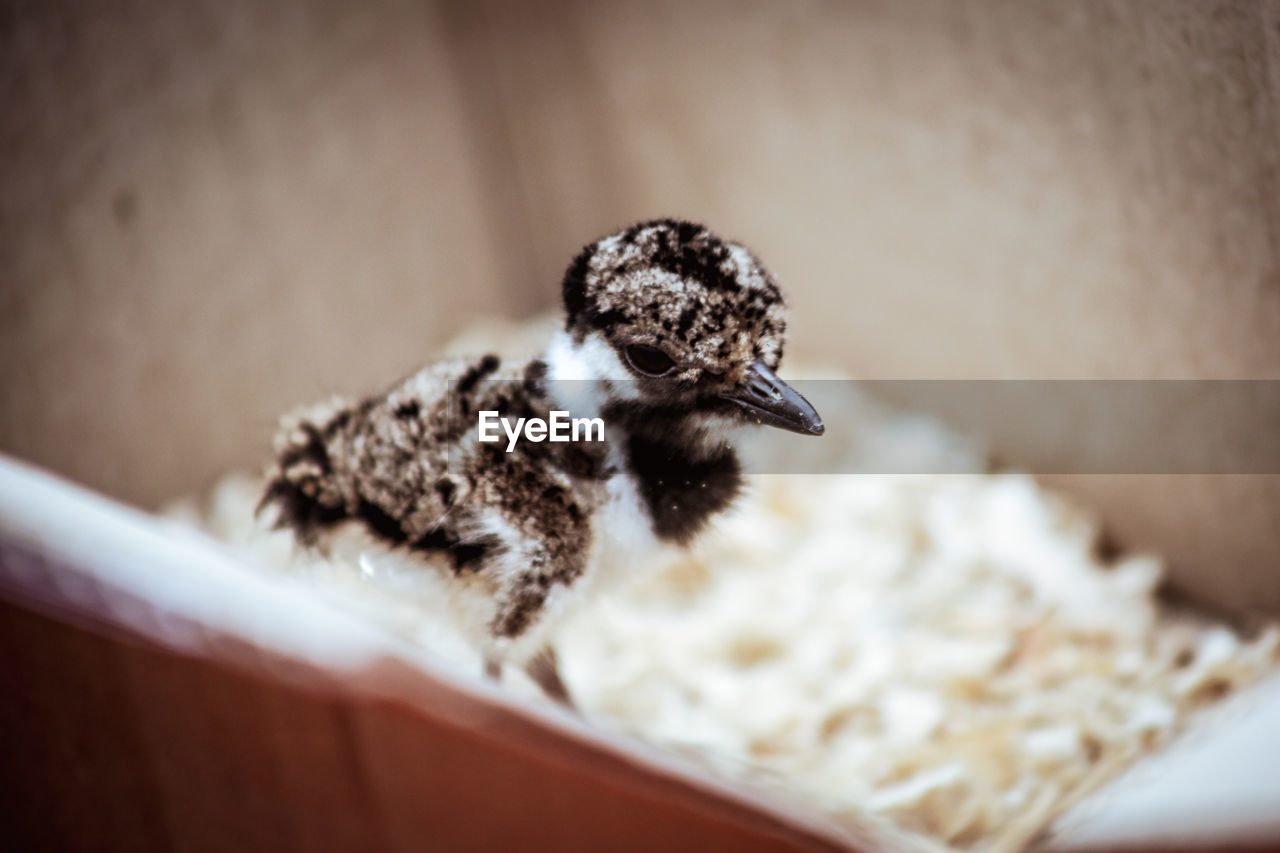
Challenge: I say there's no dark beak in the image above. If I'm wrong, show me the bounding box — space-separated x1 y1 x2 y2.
720 360 824 436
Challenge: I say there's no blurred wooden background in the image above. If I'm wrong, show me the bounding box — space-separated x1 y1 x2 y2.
1 0 1278 614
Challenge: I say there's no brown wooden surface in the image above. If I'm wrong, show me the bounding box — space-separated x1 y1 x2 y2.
0 599 850 853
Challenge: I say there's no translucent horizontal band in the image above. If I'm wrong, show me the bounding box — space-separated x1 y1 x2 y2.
442 380 1280 475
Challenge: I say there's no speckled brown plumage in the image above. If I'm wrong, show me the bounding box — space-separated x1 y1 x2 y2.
562 218 787 384
259 354 607 640
258 218 820 679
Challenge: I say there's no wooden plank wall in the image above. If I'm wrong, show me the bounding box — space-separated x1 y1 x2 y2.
1 1 1277 612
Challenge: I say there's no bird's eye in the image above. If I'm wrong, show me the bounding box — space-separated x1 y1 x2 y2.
624 344 676 377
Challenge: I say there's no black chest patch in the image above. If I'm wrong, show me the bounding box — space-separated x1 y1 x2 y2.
625 434 741 544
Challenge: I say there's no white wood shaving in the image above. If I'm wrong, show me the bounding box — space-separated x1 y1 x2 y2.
167 345 1279 852
550 472 1278 849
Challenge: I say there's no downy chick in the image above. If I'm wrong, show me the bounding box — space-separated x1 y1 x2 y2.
259 219 823 699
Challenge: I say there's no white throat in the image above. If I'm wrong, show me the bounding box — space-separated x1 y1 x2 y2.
543 330 641 420
543 330 676 576
543 329 742 457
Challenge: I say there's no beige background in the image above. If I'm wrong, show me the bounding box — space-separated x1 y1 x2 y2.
2 0 1278 615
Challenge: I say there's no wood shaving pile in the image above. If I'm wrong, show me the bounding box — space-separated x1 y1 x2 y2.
555 473 1278 849
168 327 1279 851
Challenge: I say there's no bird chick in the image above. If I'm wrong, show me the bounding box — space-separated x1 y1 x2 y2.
259 219 823 700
